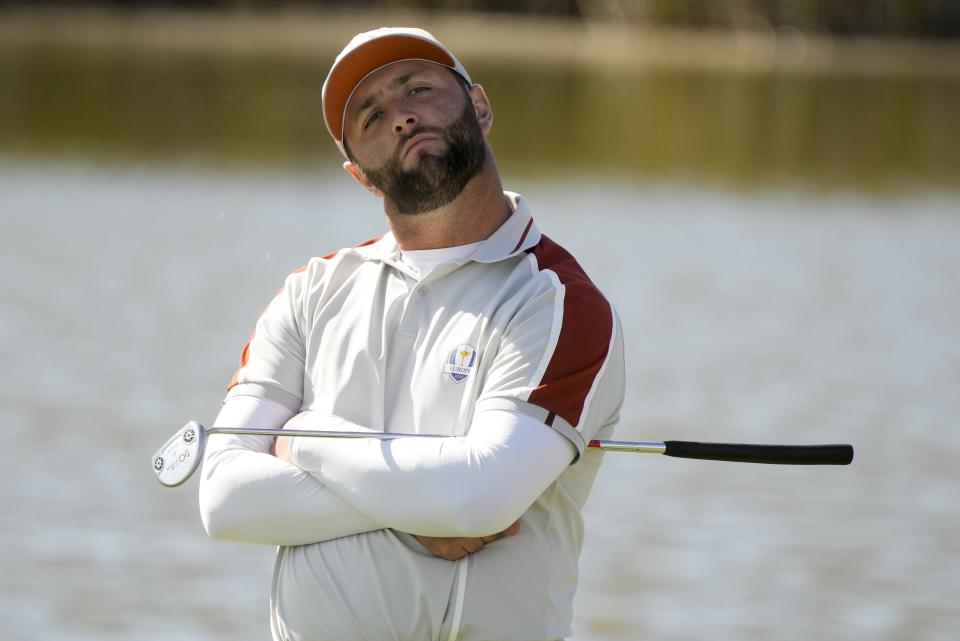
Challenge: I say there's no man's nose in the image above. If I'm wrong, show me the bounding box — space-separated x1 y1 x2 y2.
392 107 418 134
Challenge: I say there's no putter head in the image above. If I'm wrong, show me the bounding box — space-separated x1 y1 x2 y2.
152 421 206 487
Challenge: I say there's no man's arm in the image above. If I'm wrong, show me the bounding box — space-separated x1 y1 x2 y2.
276 409 577 538
198 395 385 545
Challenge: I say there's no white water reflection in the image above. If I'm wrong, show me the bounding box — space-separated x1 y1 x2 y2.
1 161 957 641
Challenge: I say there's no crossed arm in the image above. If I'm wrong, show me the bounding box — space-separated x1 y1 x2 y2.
199 394 576 558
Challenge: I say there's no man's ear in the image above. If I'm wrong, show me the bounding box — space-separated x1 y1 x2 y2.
343 161 383 198
469 84 493 135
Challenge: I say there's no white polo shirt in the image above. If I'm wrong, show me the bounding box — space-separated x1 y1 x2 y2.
226 192 625 641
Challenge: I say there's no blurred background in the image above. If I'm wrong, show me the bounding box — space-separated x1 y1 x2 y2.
1 2 958 641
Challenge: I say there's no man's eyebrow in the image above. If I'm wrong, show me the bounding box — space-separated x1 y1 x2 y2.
352 70 431 122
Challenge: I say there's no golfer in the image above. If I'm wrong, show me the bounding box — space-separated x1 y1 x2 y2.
198 27 625 641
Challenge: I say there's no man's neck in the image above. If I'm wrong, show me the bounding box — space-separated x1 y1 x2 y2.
384 161 513 251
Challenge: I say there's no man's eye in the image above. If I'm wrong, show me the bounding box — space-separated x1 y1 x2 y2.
410 86 431 96
364 111 382 130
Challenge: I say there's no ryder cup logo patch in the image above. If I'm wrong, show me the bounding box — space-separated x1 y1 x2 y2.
443 344 478 383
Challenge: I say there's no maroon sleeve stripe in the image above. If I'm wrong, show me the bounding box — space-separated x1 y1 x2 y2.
526 235 614 429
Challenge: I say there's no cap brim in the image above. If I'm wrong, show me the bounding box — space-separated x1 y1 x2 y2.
323 34 457 143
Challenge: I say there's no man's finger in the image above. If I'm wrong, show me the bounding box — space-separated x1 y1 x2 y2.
434 542 462 561
461 538 485 554
440 547 464 561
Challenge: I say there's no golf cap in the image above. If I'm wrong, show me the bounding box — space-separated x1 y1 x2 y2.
322 27 472 156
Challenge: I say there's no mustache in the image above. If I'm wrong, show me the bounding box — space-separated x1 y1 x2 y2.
395 126 446 157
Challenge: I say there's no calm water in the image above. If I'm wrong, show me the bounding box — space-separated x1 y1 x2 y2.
1 161 958 641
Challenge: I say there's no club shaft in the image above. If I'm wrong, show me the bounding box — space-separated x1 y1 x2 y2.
587 439 666 453
206 427 447 440
208 427 663 450
205 427 851 464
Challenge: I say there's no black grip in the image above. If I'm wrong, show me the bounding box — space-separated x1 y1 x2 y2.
663 441 854 465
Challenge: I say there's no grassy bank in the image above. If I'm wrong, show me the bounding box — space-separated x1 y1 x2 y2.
3 6 958 190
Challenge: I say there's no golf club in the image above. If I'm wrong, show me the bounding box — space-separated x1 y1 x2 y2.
152 421 854 487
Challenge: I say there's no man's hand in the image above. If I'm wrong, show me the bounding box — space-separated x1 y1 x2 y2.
415 519 521 561
273 435 292 462
273 410 318 462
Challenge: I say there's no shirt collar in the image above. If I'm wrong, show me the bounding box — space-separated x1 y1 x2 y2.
351 191 541 265
352 231 399 261
470 191 541 263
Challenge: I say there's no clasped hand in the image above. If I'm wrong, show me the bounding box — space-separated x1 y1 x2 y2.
414 519 521 561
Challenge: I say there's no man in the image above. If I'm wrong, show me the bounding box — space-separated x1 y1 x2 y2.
198 27 625 641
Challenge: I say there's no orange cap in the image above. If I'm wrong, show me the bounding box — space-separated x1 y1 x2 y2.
322 27 472 156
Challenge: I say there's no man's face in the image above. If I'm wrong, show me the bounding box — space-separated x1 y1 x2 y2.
343 61 487 215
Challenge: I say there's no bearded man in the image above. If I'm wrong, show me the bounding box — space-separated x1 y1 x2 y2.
198 27 625 641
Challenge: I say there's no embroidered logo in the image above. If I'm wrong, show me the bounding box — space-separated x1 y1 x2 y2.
443 344 478 383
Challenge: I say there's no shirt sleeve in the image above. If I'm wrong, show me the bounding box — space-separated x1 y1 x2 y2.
225 266 309 412
475 259 626 459
287 409 577 538
198 395 384 545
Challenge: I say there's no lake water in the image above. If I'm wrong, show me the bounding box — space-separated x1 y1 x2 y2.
1 160 958 641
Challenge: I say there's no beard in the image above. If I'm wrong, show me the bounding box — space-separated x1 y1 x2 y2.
358 99 487 216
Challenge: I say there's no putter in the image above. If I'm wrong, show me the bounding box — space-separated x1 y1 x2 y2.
152 421 854 487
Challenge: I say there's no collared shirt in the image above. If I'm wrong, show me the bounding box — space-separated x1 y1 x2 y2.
227 192 625 641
